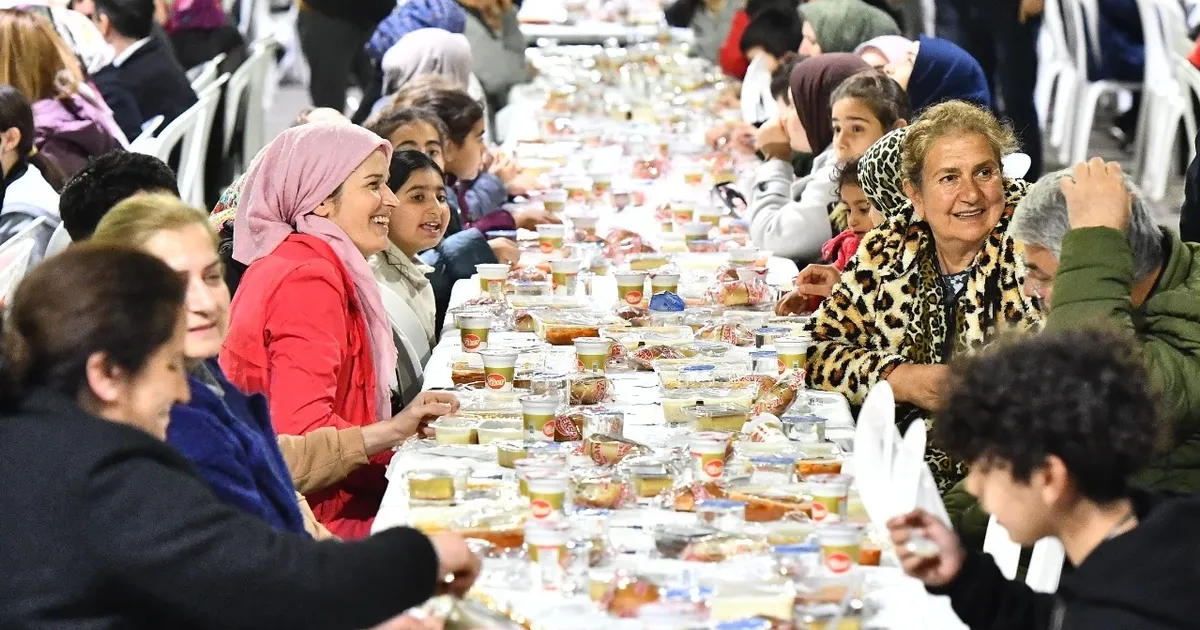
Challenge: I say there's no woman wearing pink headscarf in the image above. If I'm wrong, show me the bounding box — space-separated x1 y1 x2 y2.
220 123 458 539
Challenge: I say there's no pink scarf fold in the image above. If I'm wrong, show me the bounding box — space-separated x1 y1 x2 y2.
232 123 397 420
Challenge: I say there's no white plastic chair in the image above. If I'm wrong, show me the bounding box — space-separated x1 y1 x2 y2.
187 53 227 93
128 114 163 153
740 54 777 125
1060 0 1144 165
1034 0 1077 146
134 74 229 207
1136 0 1196 200
222 36 277 171
0 217 45 306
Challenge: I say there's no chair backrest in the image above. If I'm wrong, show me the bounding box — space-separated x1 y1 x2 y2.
1137 0 1172 87
142 74 228 206
1154 0 1192 57
223 36 277 157
1060 0 1098 76
0 218 44 306
1042 0 1072 64
188 53 227 93
740 54 777 125
983 516 1066 593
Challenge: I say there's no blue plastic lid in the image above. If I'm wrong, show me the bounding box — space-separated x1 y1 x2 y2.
772 543 821 554
649 290 686 312
749 350 778 359
695 499 747 509
680 364 717 372
714 619 772 630
663 586 716 601
781 414 824 424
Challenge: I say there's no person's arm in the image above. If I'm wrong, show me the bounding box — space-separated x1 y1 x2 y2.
78 447 439 630
928 549 1057 630
805 249 908 406
463 173 509 220
275 427 370 495
745 158 836 263
718 11 750 79
1046 227 1200 443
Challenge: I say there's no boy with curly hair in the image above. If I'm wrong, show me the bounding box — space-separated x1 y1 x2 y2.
889 327 1200 629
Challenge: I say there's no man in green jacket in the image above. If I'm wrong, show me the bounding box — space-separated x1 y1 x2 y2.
944 158 1200 548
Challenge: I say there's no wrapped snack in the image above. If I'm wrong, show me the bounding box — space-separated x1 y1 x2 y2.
615 305 651 327
608 342 630 369
735 374 778 400
696 322 756 347
553 411 585 442
573 471 631 509
583 433 647 465
682 533 771 562
628 344 687 371
743 414 789 442
707 278 771 307
462 296 506 308
726 489 812 522
510 266 548 283
671 481 726 512
513 310 537 333
450 361 485 387
752 371 804 416
605 574 661 618
569 374 613 406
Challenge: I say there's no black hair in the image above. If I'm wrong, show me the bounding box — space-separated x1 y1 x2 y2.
834 156 862 191
829 69 910 130
0 244 186 411
387 149 445 192
402 88 484 146
58 150 178 240
769 52 806 102
746 0 798 17
936 327 1159 503
94 0 154 39
0 84 66 191
365 106 450 146
739 6 803 59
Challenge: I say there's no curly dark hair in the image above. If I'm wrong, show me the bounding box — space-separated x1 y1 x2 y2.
936 327 1159 502
58 150 178 241
835 156 862 192
769 52 806 103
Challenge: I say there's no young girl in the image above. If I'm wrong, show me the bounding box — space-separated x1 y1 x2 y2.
821 158 883 272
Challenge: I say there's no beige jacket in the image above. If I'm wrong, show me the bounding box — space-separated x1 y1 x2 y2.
276 426 369 540
372 244 437 347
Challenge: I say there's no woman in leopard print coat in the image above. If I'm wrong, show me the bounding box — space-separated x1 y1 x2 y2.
804 101 1043 490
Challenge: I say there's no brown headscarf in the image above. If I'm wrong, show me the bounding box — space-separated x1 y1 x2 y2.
788 53 871 153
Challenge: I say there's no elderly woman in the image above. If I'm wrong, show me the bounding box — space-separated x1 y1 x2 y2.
1010 159 1200 497
805 100 1042 491
221 123 456 539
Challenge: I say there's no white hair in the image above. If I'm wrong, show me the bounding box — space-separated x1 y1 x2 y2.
1010 167 1164 281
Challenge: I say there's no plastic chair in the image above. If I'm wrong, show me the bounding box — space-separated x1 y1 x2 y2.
128 114 164 153
1060 0 1143 165
740 54 777 125
134 74 229 207
222 36 278 171
187 53 227 93
982 517 1067 593
1035 0 1078 149
1137 0 1196 199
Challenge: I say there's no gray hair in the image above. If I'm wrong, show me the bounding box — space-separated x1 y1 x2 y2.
1010 167 1164 281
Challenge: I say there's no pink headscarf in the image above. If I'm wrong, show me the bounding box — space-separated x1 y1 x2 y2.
854 35 913 65
233 123 397 421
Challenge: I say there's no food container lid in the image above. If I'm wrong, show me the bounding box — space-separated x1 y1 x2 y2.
772 543 821 554
695 499 747 510
680 364 717 373
748 456 797 466
684 403 750 417
408 468 455 480
782 414 825 424
748 350 777 360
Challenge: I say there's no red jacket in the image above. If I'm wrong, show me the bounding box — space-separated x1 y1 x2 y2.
719 10 751 79
220 234 392 540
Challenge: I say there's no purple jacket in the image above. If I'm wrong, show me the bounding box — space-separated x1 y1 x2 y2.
33 94 124 179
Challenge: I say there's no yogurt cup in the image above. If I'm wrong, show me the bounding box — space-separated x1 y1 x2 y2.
480 349 519 391
542 188 568 214
525 519 570 576
682 162 704 186
696 206 721 228
520 395 561 442
649 271 680 295
456 313 491 352
671 200 695 224
689 431 730 481
774 336 811 374
808 473 852 523
574 337 613 373
562 176 592 202
526 469 570 520
729 246 760 265
538 224 566 254
515 458 561 496
681 221 712 243
570 213 600 237
549 259 581 297
591 171 614 196
815 523 863 575
736 266 769 283
476 263 511 295
614 270 647 306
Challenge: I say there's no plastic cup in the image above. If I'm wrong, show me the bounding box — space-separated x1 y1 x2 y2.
550 259 581 297
527 470 570 520
456 313 491 352
516 458 561 496
682 163 704 186
774 336 811 374
574 337 613 374
736 267 769 283
815 523 863 575
591 171 614 197
671 201 695 224
525 519 570 591
650 271 680 295
614 271 647 306
476 263 510 294
480 349 519 391
729 246 760 265
570 213 600 237
681 221 711 243
689 431 730 481
520 395 561 442
542 188 568 214
563 176 592 203
538 224 566 254
696 206 721 228
808 473 852 523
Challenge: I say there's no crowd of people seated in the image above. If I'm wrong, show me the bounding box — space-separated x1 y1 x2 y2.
1 0 1199 627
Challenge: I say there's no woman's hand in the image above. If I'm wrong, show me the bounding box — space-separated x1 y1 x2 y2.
391 391 459 439
888 509 965 588
1060 158 1131 232
885 363 950 411
506 171 541 197
430 532 482 598
795 264 840 298
488 238 519 265
514 207 560 230
755 116 792 161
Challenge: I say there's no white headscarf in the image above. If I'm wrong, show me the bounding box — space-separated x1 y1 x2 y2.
381 28 472 94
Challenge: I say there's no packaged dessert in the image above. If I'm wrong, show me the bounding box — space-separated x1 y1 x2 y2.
752 371 805 417
615 304 651 327
781 414 826 443
428 417 479 445
569 374 613 406
697 322 756 347
583 433 647 465
628 253 671 271
476 419 522 445
685 404 751 432
707 278 772 307
552 410 586 442
628 344 688 371
743 414 789 443
796 457 844 479
495 439 528 468
671 481 726 512
734 374 778 400
726 487 812 522
536 313 604 346
605 573 661 618
407 469 456 504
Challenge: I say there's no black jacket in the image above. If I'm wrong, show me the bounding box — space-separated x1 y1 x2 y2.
932 488 1200 630
0 388 440 630
1181 128 1200 243
92 36 198 141
419 184 499 335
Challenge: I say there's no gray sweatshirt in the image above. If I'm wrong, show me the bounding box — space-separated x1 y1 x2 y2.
464 9 532 110
745 148 838 263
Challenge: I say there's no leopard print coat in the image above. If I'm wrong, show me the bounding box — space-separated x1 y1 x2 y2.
804 128 1044 490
